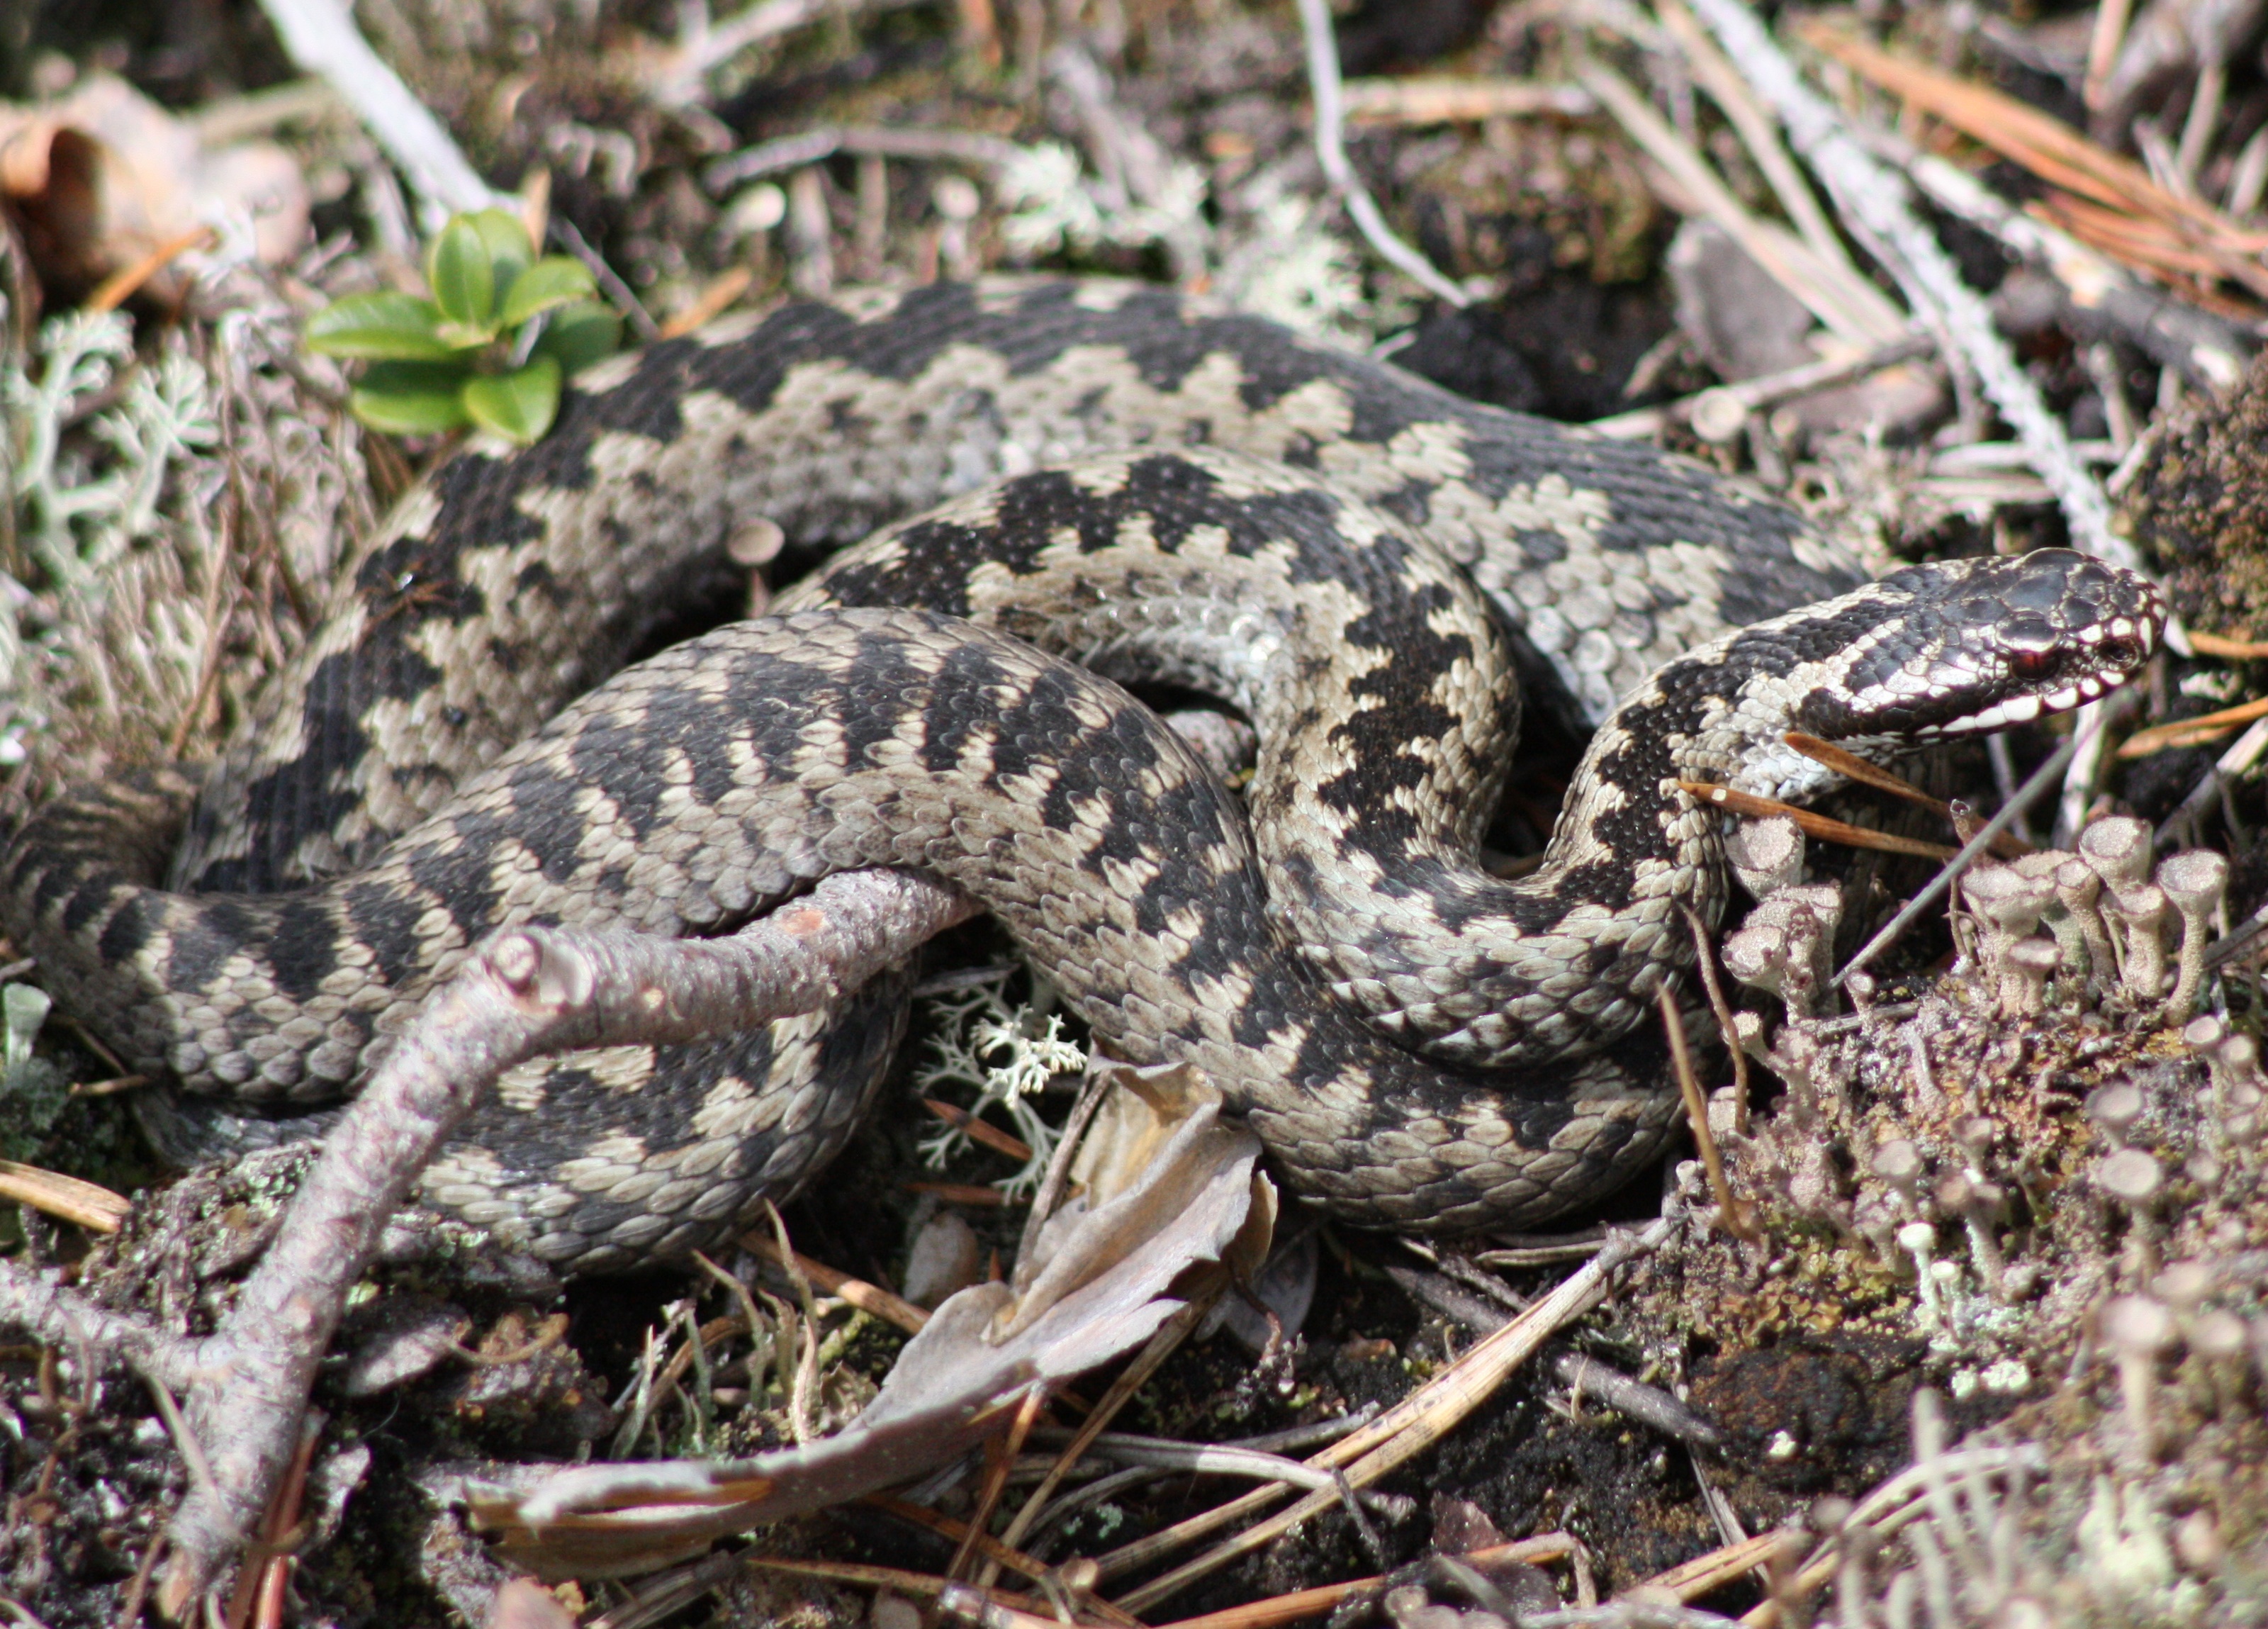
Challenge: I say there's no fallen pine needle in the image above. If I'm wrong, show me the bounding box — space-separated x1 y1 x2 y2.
1660 990 1756 1241
2116 694 2268 757
1678 782 1958 860
1632 1527 1805 1603
2186 630 2268 660
1146 1534 1578 1629
1108 1209 1682 1613
0 1159 130 1233
737 1231 929 1334
924 1097 1034 1161
658 266 756 339
86 225 218 312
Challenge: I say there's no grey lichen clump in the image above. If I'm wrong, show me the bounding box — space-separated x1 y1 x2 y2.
1690 812 2268 1625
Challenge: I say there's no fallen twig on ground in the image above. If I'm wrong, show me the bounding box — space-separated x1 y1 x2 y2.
1337 78 1596 123
1884 137 2250 391
1589 331 1933 440
0 868 976 1611
1686 0 2138 573
1109 1204 1686 1614
253 0 509 220
1292 0 1469 305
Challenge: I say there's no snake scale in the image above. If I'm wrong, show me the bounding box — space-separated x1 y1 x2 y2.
0 280 2162 1270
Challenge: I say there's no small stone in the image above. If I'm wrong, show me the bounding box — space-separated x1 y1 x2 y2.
902 1209 982 1309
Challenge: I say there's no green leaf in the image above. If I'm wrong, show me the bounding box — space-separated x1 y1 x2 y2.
425 215 497 333
499 256 596 328
303 291 452 359
349 360 473 435
462 354 563 444
532 301 623 376
466 208 534 297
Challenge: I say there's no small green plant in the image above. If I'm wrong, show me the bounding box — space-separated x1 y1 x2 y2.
303 208 622 444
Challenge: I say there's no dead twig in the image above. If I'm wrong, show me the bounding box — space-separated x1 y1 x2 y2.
1688 0 2138 573
1337 78 1595 123
252 0 508 218
1659 990 1755 1241
1109 1207 1685 1613
1292 0 1469 305
0 868 978 1611
1833 732 2082 987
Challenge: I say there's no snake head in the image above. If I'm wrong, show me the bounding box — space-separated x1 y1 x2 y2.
1790 549 2162 746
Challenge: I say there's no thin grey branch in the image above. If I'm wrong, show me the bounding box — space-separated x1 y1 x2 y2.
1292 0 1470 306
1685 0 2138 573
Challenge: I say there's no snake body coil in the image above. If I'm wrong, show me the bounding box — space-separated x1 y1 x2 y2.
0 283 2162 1269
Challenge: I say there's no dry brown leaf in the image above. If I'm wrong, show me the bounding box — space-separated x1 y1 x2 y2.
460 1063 1271 1582
0 73 308 301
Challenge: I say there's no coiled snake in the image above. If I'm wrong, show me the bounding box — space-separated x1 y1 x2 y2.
0 281 2162 1270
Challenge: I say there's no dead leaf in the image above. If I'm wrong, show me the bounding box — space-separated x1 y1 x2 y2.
0 73 308 301
460 1063 1271 1581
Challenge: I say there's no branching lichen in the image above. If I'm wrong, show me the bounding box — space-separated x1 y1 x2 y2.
913 977 1087 1195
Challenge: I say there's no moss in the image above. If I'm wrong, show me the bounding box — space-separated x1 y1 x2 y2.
2126 352 2268 638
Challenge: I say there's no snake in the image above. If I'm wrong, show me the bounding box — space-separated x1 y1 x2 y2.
0 281 2163 1270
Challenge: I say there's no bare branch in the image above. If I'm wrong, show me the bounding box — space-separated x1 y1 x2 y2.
150 868 975 1609
1291 0 1470 306
1684 0 2140 573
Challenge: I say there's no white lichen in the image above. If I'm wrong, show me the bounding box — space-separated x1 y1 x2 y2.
914 978 1087 1196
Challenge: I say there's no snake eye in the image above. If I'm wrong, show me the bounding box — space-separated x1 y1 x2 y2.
2008 648 2058 680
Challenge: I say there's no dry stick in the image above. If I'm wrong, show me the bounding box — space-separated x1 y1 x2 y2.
742 1554 1066 1616
2086 0 2137 110
0 1160 129 1233
253 0 510 218
0 1264 202 1392
1680 906 1747 1133
737 1231 931 1335
1578 59 1906 348
86 226 219 313
1110 1207 1684 1616
1864 132 2247 392
1145 1535 1578 1629
1291 0 1470 306
868 1495 1145 1628
1685 0 2135 575
1658 991 1753 1241
1653 0 1850 272
143 868 976 1611
950 1387 1051 1582
1587 331 1931 440
2188 629 2268 659
2118 693 2268 756
1338 77 1596 123
1832 731 2081 989
2158 711 2268 844
986 1281 1225 1589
